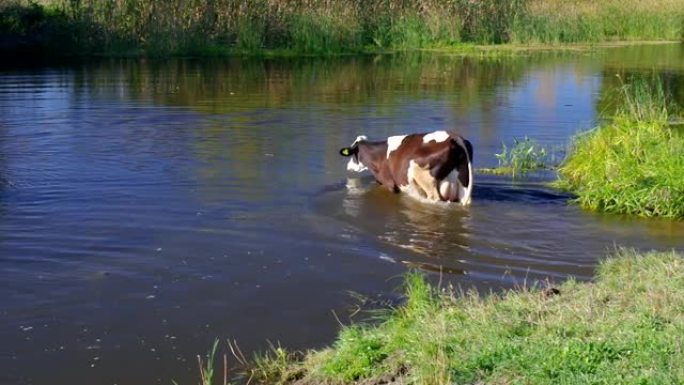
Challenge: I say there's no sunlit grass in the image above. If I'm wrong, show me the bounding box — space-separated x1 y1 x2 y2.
229 249 684 385
518 0 684 43
556 76 684 218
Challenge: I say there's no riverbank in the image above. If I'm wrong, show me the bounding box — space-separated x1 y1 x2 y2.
1 0 682 58
215 249 684 384
471 73 684 220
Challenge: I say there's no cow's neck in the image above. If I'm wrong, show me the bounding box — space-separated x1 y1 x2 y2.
358 141 388 172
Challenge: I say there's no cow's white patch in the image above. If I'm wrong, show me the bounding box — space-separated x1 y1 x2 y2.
454 138 473 205
347 157 368 173
346 135 369 173
351 135 367 146
423 130 450 144
386 135 407 158
458 160 473 206
400 160 420 198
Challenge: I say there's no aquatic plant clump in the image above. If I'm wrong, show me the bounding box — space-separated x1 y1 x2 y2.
211 249 684 385
557 78 684 218
479 136 549 177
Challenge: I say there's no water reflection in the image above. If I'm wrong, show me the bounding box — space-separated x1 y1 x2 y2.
597 69 684 117
342 180 471 257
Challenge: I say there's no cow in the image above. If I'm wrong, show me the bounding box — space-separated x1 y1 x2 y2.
339 131 473 205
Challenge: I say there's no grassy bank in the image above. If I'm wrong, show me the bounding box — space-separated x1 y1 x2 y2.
201 249 684 384
1 0 683 57
556 77 684 218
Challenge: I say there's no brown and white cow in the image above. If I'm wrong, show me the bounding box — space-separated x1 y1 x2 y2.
339 131 473 205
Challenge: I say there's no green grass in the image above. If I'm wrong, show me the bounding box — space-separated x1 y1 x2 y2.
478 136 551 177
198 340 222 385
221 248 684 385
556 76 684 218
1 0 683 57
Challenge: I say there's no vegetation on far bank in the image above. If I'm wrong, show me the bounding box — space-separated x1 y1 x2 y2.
556 76 684 218
1 0 683 58
196 249 684 384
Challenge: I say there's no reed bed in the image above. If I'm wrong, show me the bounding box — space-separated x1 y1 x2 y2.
1 0 682 56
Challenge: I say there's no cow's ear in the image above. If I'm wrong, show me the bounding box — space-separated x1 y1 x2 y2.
339 147 355 157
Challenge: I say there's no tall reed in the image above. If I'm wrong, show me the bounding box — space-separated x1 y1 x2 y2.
4 0 681 57
516 0 684 43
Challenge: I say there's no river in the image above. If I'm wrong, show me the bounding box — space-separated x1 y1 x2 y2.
1 43 684 385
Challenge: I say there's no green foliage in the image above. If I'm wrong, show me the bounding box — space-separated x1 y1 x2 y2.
496 137 548 176
235 20 265 53
198 339 220 385
287 12 362 55
512 0 684 43
246 249 684 384
479 136 549 177
613 73 675 121
454 0 527 44
1 0 683 57
320 327 388 381
249 343 305 385
557 76 684 218
0 0 98 56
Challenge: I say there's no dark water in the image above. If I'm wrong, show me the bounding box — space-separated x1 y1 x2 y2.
2 44 684 385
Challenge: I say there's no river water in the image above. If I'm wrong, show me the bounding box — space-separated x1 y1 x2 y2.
2 44 684 385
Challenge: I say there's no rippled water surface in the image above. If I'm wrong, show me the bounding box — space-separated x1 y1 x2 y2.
2 44 684 385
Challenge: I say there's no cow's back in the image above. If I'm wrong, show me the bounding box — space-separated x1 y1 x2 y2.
386 133 455 187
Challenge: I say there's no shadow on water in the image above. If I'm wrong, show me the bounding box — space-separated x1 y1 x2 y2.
471 177 573 205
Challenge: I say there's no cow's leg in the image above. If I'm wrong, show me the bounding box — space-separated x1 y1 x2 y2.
415 173 439 200
406 160 426 198
375 164 398 193
407 177 426 198
409 162 440 201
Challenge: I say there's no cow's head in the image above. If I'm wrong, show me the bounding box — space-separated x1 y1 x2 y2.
339 135 368 173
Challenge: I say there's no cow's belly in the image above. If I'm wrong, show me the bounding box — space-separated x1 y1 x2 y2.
439 168 473 205
400 161 472 205
438 169 460 202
